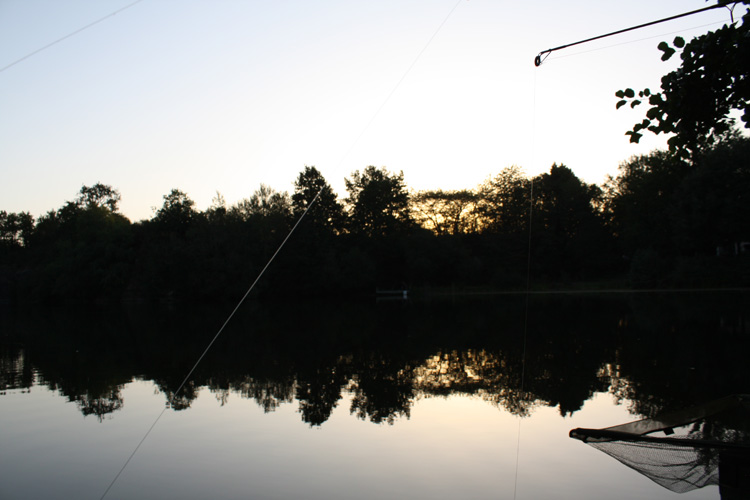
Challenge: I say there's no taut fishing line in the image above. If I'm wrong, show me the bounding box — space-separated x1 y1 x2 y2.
99 189 323 500
337 0 464 169
99 2 464 498
512 65 539 500
0 0 146 74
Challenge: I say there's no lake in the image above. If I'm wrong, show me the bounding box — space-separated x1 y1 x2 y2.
1 291 748 499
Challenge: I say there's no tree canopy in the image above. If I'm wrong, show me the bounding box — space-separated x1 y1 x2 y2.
292 166 344 233
75 183 122 212
616 0 750 157
2 150 749 303
345 166 410 237
153 189 197 230
411 189 478 236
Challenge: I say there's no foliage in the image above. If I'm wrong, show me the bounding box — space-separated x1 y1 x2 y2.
604 136 750 286
530 164 616 281
292 166 344 233
75 183 122 212
616 1 750 156
476 166 530 234
22 188 133 300
603 150 688 256
670 134 750 254
153 189 197 231
231 184 292 222
205 191 228 222
345 166 411 237
0 211 34 248
410 189 478 235
3 150 749 302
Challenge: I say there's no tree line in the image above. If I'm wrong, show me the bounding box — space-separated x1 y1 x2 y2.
2 5 749 302
1 136 748 302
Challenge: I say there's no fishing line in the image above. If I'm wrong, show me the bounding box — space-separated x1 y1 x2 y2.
337 0 464 169
0 0 146 74
512 66 539 500
512 6 744 497
534 2 739 66
100 2 466 497
99 189 322 500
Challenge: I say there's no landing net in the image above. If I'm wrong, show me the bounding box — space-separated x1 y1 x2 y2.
570 395 750 497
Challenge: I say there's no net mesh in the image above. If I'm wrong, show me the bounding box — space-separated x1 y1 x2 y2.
589 436 720 493
571 395 750 497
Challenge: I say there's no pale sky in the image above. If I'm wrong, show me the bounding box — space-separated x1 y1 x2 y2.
0 0 741 221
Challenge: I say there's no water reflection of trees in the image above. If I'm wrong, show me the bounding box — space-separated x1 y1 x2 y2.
75 390 124 422
606 292 750 419
0 346 33 394
414 350 533 416
1 293 748 427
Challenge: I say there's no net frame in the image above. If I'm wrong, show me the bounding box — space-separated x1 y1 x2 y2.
570 395 750 495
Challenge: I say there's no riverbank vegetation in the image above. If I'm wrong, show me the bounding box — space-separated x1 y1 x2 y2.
2 5 749 303
1 136 748 303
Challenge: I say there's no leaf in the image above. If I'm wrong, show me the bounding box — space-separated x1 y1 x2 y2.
657 41 676 60
624 88 635 98
632 119 650 133
661 47 676 61
616 100 627 109
615 90 625 98
673 36 685 48
626 131 643 143
630 100 641 108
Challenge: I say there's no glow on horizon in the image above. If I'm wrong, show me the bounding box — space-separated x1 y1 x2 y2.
0 0 740 221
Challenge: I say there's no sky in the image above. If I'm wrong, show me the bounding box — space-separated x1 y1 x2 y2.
0 0 743 222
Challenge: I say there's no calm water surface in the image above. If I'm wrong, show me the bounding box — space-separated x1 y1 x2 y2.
1 292 748 499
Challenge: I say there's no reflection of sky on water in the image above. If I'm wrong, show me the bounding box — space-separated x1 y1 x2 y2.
0 381 718 500
4 292 748 499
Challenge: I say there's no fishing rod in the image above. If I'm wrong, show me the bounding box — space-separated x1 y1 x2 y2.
534 1 741 66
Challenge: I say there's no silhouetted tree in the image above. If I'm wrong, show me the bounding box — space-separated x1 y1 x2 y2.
75 183 122 212
0 211 34 248
411 189 479 235
231 184 292 222
18 184 133 300
153 189 197 231
603 151 688 258
345 166 410 237
603 136 750 287
670 135 750 256
476 166 530 234
531 164 614 280
292 166 345 233
205 191 228 222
